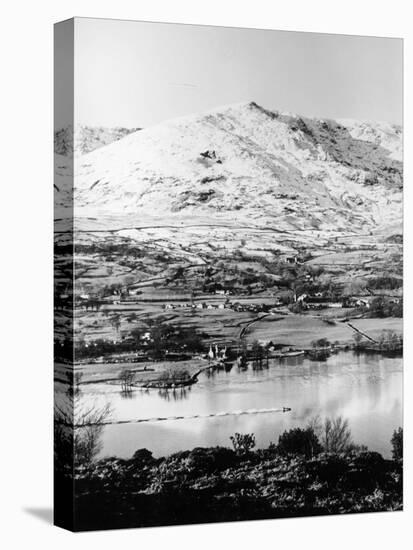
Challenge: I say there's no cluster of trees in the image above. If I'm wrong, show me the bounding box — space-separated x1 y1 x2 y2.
201 262 271 294
60 241 146 260
58 317 204 361
143 319 203 359
118 369 135 394
200 256 326 296
229 418 403 463
353 330 402 352
70 338 140 361
377 330 403 351
311 338 331 349
158 368 191 384
367 276 402 290
368 296 402 318
250 340 269 369
276 416 356 458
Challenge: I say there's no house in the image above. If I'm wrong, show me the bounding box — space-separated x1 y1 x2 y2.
343 297 370 308
343 297 358 308
356 298 370 308
302 295 343 309
285 255 304 265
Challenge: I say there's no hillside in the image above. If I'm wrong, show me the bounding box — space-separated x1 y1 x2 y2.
69 102 402 234
54 125 141 156
54 103 403 363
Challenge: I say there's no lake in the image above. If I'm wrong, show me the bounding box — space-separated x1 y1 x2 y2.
80 351 402 459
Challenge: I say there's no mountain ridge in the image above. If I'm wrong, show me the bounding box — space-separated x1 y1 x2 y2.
64 102 402 234
54 124 141 156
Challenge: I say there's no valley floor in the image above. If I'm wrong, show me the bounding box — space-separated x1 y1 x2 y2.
55 315 402 387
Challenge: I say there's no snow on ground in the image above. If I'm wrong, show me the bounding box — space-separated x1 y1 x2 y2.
62 101 402 237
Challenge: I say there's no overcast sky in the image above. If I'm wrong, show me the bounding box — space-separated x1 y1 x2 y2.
73 17 402 128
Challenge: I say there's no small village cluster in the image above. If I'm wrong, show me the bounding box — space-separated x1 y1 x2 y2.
57 287 386 314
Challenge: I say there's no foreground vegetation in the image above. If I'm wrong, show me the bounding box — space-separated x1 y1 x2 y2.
57 419 403 530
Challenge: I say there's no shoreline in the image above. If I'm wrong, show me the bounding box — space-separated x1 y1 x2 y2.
55 346 402 389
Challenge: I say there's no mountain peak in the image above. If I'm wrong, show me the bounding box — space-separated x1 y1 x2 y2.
65 102 402 235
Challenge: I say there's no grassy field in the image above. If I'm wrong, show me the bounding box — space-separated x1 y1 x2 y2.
245 315 402 348
55 358 206 385
75 304 257 344
74 295 403 351
352 317 403 340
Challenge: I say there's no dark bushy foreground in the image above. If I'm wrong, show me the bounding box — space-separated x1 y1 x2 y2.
73 444 402 531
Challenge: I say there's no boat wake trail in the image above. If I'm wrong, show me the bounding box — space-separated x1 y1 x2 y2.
76 406 292 427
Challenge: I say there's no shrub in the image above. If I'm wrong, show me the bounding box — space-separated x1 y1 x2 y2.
132 448 155 465
187 447 237 473
277 427 322 458
158 368 190 383
230 433 256 455
311 338 331 349
378 330 403 351
306 454 348 485
391 428 403 461
368 297 403 318
367 276 402 290
342 452 387 490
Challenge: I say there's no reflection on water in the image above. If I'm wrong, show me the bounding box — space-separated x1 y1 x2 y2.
120 388 135 400
82 351 402 459
158 386 191 401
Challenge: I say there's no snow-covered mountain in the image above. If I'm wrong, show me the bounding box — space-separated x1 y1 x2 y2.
70 102 402 233
54 125 141 156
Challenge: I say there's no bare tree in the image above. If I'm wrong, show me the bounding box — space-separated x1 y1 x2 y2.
251 340 264 369
322 416 353 453
119 369 135 393
307 415 354 453
55 394 112 468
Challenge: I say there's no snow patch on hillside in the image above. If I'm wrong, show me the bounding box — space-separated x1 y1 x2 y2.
67 102 402 234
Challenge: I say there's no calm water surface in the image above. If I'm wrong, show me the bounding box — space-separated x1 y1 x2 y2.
83 352 402 459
